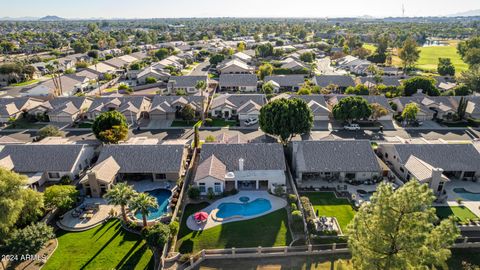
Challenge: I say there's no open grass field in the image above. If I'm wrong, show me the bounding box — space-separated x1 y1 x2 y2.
176 203 292 254
301 192 356 233
43 219 153 270
435 206 479 222
391 40 468 74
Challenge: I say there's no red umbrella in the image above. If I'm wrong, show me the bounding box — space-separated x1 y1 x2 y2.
194 212 208 221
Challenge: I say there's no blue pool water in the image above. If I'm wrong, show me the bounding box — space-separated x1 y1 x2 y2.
216 198 272 219
134 189 172 221
453 188 480 201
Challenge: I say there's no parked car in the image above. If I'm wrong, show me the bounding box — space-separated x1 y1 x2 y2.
244 117 258 126
344 123 360 130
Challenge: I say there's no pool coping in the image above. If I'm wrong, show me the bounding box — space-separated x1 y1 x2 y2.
186 191 287 231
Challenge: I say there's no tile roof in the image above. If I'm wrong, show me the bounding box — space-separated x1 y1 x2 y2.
219 74 258 87
264 75 306 87
168 76 208 88
210 94 266 110
194 154 227 181
314 75 355 88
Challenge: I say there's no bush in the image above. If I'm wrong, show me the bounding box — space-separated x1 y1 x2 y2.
292 210 303 222
207 189 215 200
205 135 216 142
142 222 170 248
290 203 298 212
169 221 179 237
230 188 238 195
288 194 297 204
59 175 72 185
204 118 213 126
300 196 316 233
273 185 285 196
187 186 200 200
145 77 157 84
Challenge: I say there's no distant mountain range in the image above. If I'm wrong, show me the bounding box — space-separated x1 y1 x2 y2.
38 15 65 21
448 9 480 17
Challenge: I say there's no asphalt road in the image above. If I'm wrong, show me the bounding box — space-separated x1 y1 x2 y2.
188 61 210 76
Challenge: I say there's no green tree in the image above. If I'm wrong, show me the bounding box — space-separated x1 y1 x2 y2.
17 189 44 227
347 181 459 270
437 58 455 76
402 102 419 125
44 185 78 211
259 98 313 144
299 52 315 63
255 43 274 58
5 222 54 256
261 81 275 94
205 135 216 142
402 76 439 96
345 84 369 95
237 42 246 52
258 63 273 80
0 168 28 238
332 96 372 123
453 84 472 96
154 48 170 60
399 37 420 71
459 66 480 93
104 183 136 222
142 222 170 250
457 36 480 67
71 38 91 53
145 76 157 84
130 193 158 227
209 54 225 66
195 80 207 121
37 125 64 140
92 111 129 144
457 96 468 120
181 104 196 123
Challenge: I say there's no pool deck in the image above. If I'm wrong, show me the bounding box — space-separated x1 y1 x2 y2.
438 181 480 218
186 191 287 231
58 198 120 231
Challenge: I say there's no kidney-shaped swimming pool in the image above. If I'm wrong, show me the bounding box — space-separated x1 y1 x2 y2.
216 198 272 219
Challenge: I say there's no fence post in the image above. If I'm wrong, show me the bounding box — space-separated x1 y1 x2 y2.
284 246 288 254
332 243 336 251
189 256 195 266
257 246 262 254
308 244 312 253
201 250 206 259
464 237 469 244
232 247 236 257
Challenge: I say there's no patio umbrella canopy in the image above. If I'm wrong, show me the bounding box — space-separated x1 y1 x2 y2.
194 211 208 221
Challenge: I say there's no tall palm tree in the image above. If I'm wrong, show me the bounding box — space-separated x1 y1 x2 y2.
195 80 207 121
129 193 158 227
104 183 136 222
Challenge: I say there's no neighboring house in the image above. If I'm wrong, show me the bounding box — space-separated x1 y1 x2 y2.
219 74 258 92
358 76 408 88
291 140 384 185
104 57 129 70
28 97 93 123
95 143 188 182
271 94 330 121
465 97 480 120
280 59 308 71
264 75 306 92
167 75 208 94
232 52 253 64
24 75 91 97
87 62 117 75
378 143 480 196
0 97 44 123
0 144 95 188
217 59 255 74
149 95 205 120
209 133 247 144
327 95 394 120
86 96 151 123
136 66 170 85
209 93 266 120
194 143 286 194
391 94 459 121
336 55 371 74
314 75 355 92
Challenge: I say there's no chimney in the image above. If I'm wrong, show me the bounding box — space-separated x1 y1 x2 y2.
431 168 444 191
239 158 244 171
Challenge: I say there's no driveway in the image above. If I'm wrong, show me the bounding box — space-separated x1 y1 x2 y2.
146 119 173 129
312 121 330 131
188 61 210 76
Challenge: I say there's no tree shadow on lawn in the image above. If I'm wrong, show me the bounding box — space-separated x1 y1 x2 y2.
117 242 153 270
94 221 119 240
79 229 122 270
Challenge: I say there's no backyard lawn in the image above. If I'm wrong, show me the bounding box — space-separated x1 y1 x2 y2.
6 118 46 129
207 119 238 127
43 219 153 270
176 203 292 254
301 192 356 233
171 120 197 127
435 206 479 222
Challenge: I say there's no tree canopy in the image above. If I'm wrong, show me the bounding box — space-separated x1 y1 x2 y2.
347 181 459 270
437 58 455 76
402 76 439 96
259 98 313 144
332 96 372 123
399 37 420 70
44 185 79 211
258 63 273 80
402 102 419 124
92 111 129 144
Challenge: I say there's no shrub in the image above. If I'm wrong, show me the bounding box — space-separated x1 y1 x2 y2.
59 175 72 185
142 222 170 248
145 77 157 84
207 190 215 200
273 185 285 196
169 221 179 237
187 186 200 200
288 194 297 203
456 198 463 205
230 188 238 195
176 89 186 96
291 210 303 222
300 196 316 233
204 118 213 126
205 135 216 142
290 203 298 212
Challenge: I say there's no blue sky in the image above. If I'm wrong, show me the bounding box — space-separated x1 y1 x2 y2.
2 0 479 18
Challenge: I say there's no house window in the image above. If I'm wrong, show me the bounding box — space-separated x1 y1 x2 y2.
49 172 60 179
198 183 206 193
437 181 445 192
385 153 389 158
231 110 237 115
464 172 475 178
215 110 221 115
400 168 404 173
214 183 222 193
155 174 166 180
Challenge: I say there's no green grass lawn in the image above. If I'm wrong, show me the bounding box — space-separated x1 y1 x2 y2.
171 120 197 127
43 219 153 270
5 118 46 129
362 43 377 53
435 206 479 222
301 192 356 233
10 79 39 87
176 203 292 254
208 119 237 127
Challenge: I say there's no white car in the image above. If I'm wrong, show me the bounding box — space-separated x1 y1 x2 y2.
244 118 258 126
344 123 360 130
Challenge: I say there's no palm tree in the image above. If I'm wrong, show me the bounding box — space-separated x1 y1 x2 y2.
129 193 158 227
104 183 136 222
195 80 207 121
